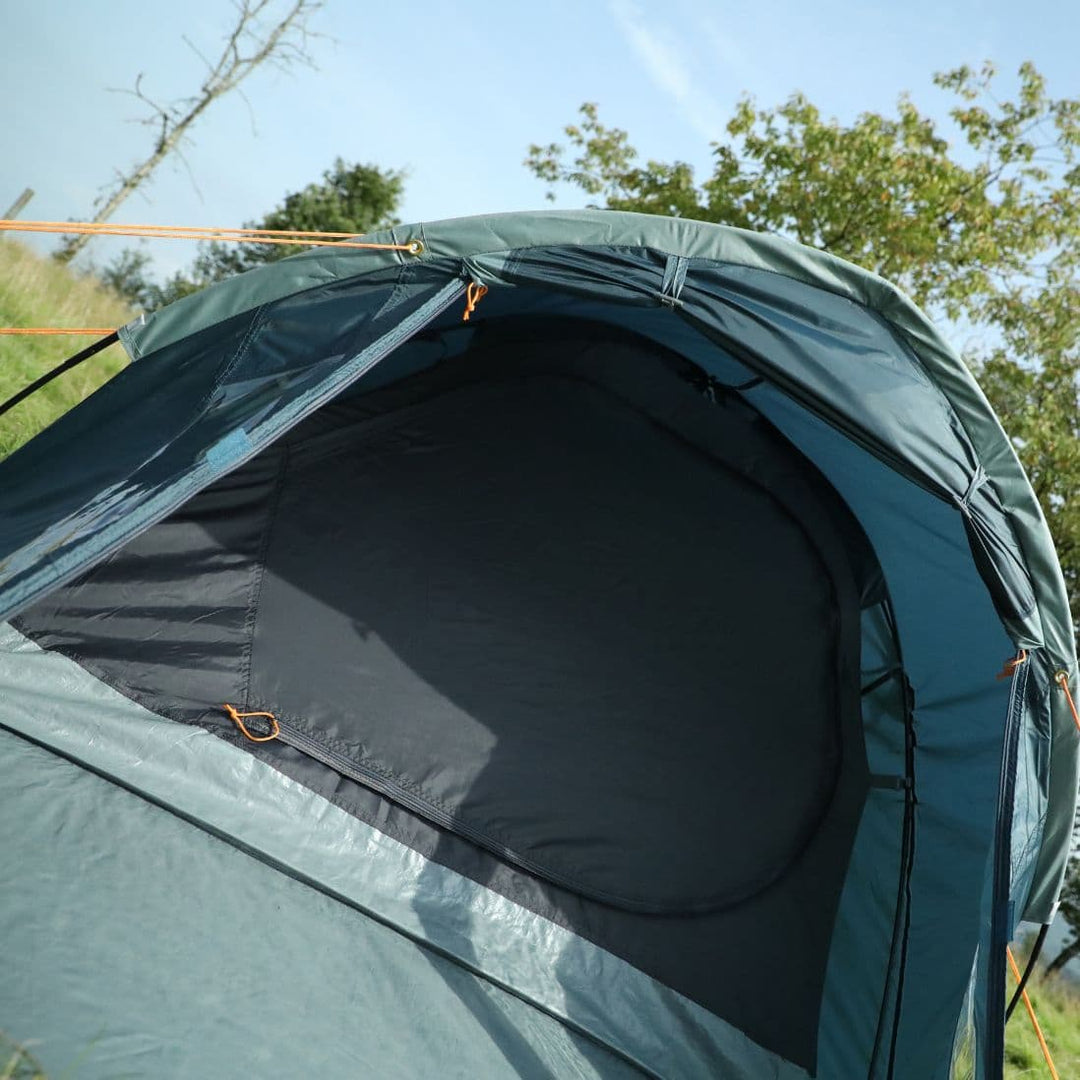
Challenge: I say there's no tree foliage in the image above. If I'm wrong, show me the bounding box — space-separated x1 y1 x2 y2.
1045 811 1080 978
529 66 1078 314
528 63 1080 621
104 158 405 309
183 158 405 285
527 62 1080 967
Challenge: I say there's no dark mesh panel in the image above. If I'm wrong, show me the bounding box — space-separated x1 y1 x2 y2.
16 320 872 1068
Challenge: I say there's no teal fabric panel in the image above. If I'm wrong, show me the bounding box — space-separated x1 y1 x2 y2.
0 624 811 1080
1009 662 1055 919
0 274 465 626
0 727 643 1080
673 265 1035 623
62 209 1080 920
816 603 909 1076
434 245 1070 923
743 387 1013 1078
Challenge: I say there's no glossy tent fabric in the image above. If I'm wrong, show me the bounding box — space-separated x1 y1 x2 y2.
0 270 466 624
1 221 1071 907
0 210 1074 1080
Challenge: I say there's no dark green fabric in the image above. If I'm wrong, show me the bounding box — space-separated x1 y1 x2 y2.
0 271 464 625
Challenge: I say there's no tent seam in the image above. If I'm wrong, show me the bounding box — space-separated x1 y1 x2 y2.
238 441 291 707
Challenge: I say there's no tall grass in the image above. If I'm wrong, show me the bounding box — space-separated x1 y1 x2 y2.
0 239 132 458
1004 969 1080 1077
0 1032 47 1080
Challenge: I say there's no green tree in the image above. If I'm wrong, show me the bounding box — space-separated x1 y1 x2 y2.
527 63 1080 621
188 158 405 284
105 158 405 309
1044 814 1080 978
526 62 1080 968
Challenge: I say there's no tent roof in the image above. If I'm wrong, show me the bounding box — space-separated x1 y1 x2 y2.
121 208 1074 669
114 209 1080 924
1 208 1074 922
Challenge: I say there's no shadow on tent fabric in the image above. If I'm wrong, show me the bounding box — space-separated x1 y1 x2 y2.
410 848 645 1079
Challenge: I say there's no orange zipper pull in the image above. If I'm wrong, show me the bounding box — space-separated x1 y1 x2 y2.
995 649 1027 680
222 703 280 742
463 281 488 322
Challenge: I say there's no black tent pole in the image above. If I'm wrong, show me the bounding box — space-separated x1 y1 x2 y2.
0 331 120 420
1005 922 1050 1022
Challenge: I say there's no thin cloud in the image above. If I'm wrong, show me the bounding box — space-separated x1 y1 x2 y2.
695 14 769 96
606 0 726 143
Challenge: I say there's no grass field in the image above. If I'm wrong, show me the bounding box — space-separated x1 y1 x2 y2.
0 238 132 458
1001 964 1080 1077
1 1032 47 1079
0 240 1078 1079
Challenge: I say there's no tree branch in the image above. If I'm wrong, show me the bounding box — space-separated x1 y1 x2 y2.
57 0 324 262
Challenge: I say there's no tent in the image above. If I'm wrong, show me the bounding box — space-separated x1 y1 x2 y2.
0 210 1076 1080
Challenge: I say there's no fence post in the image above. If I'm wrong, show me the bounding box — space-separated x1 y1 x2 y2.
2 188 35 220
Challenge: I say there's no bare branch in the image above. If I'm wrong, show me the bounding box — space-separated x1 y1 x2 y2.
181 34 216 75
235 86 259 138
171 145 206 204
57 0 325 262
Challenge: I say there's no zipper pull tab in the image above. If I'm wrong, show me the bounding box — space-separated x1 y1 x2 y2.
995 650 1027 681
222 703 280 742
463 281 488 322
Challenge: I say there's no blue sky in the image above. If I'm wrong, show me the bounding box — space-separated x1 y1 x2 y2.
3 0 1078 279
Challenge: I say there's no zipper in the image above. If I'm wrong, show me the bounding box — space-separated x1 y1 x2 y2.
985 648 1031 1080
221 705 658 911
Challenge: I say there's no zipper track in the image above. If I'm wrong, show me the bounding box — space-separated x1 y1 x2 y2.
984 650 1031 1080
269 718 642 909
